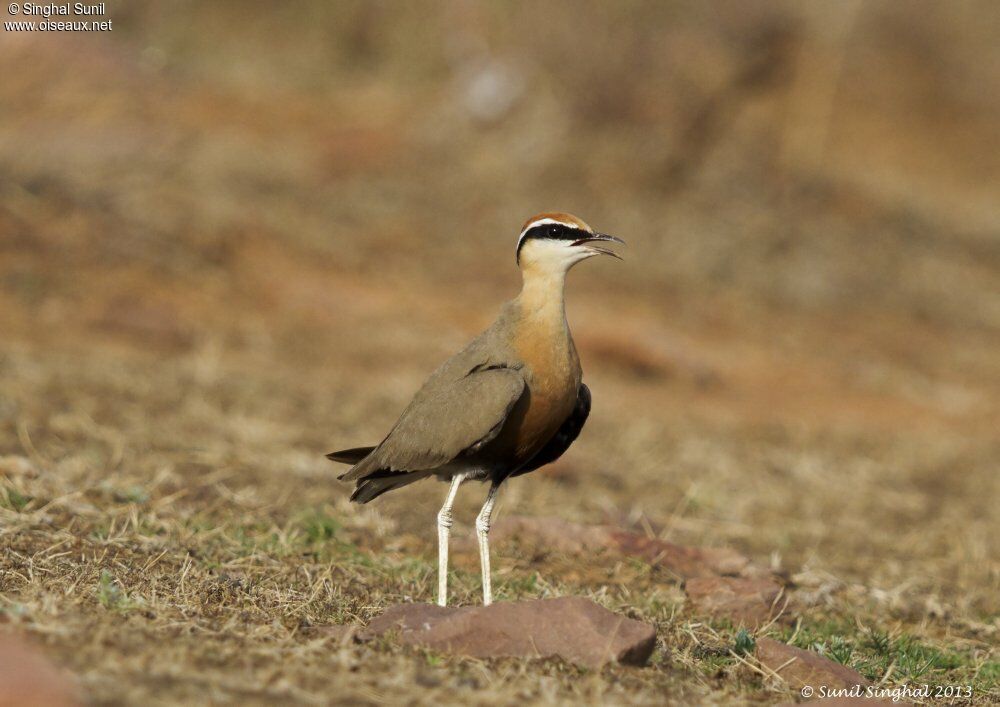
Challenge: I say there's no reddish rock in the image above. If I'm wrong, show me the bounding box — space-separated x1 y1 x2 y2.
0 634 81 707
757 637 870 692
490 515 756 580
361 596 656 668
685 576 787 627
488 516 610 555
606 530 751 579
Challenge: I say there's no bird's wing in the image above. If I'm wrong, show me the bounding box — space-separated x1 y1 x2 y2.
511 383 591 476
339 365 526 481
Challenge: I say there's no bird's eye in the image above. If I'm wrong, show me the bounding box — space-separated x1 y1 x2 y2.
549 226 560 237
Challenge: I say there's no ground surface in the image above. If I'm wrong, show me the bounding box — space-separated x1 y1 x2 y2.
1 4 998 705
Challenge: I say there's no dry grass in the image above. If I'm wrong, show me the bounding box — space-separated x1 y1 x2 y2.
2 330 996 704
1 2 999 704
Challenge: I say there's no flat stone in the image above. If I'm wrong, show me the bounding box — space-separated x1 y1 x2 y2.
361 596 656 668
757 637 870 692
606 530 751 579
0 634 81 707
685 576 787 627
490 515 755 580
488 516 611 555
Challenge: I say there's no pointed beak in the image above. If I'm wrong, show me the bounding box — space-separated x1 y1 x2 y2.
572 232 626 260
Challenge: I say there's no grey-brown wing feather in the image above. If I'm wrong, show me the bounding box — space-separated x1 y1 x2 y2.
339 360 525 481
333 303 525 492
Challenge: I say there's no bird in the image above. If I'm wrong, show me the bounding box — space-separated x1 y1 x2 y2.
327 212 623 607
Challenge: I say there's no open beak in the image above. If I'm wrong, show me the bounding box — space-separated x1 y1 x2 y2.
572 232 626 260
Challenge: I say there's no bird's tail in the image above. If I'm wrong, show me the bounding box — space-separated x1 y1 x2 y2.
328 446 430 501
350 470 431 504
326 446 375 465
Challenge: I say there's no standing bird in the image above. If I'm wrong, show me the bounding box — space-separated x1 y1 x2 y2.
327 213 623 606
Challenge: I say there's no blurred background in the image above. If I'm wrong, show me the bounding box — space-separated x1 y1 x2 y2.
0 1 998 702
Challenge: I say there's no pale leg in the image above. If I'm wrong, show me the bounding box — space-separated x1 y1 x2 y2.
436 474 466 607
475 481 501 606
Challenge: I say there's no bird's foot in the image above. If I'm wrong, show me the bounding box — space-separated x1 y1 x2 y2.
436 474 468 608
476 508 493 606
475 483 499 606
437 511 452 607
436 508 453 529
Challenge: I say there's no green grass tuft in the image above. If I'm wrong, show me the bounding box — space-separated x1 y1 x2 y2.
96 570 143 612
2 487 32 512
733 628 755 656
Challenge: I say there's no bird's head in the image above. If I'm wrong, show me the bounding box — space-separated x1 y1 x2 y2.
515 212 624 272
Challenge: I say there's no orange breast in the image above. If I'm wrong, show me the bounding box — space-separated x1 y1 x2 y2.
509 324 581 461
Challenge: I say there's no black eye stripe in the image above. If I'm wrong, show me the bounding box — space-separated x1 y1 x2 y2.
515 222 587 263
524 223 584 241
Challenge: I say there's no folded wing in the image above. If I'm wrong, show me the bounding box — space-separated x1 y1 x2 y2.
340 366 526 483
